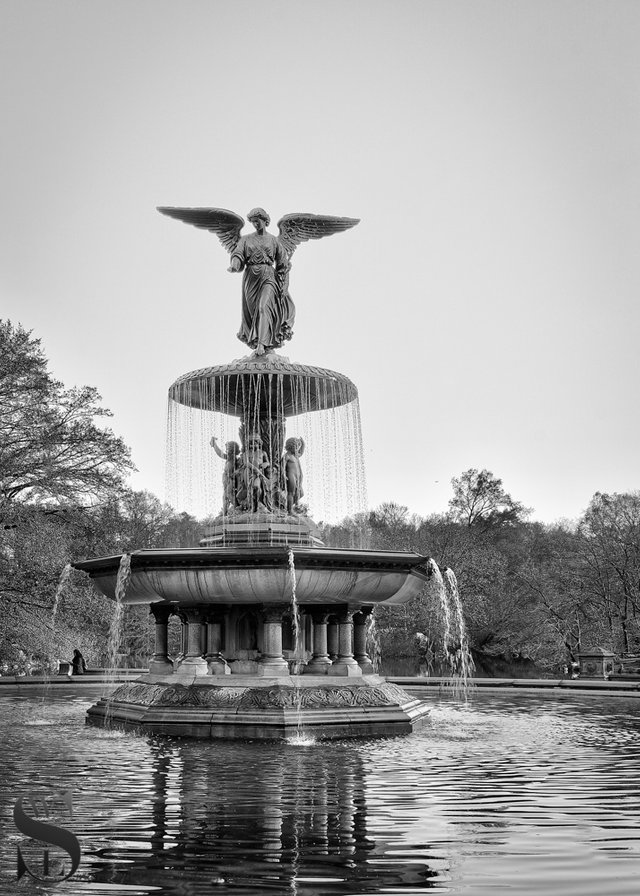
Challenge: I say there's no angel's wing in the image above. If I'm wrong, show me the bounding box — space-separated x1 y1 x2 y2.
276 213 360 257
157 207 244 254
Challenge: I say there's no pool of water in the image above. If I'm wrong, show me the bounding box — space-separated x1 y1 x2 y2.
1 685 639 895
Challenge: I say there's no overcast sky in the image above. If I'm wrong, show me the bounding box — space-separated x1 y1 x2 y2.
2 0 639 524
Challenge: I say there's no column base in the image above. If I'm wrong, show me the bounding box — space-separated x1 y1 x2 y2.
256 658 289 677
304 658 333 675
207 656 231 676
150 658 174 674
356 658 375 674
331 661 363 677
176 657 209 676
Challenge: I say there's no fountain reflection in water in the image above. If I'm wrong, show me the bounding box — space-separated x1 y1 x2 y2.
4 689 640 895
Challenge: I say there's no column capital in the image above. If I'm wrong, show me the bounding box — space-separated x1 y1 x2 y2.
335 606 358 624
309 607 332 625
177 606 207 624
261 603 290 623
353 606 374 624
149 603 173 623
203 605 229 624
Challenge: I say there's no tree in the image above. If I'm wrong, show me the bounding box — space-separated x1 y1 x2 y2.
0 505 114 672
368 502 416 550
448 468 530 533
577 492 640 654
0 321 137 670
317 512 371 550
513 523 591 663
0 321 134 511
0 484 207 670
78 490 203 555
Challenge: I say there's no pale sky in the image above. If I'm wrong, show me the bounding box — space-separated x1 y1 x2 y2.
2 0 639 525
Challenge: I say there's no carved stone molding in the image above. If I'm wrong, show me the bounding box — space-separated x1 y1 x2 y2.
109 681 413 711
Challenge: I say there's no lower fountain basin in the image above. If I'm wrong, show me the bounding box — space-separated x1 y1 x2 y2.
73 546 431 607
73 546 434 739
86 673 430 740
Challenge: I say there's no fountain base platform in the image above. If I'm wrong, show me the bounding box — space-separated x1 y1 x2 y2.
199 512 324 547
87 673 430 740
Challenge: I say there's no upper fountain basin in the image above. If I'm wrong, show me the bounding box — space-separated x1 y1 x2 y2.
73 546 431 607
168 355 358 415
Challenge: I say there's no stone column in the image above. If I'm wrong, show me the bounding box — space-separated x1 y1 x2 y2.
327 617 339 661
304 609 333 675
175 619 186 663
353 607 375 674
149 604 174 674
258 605 290 677
176 607 208 676
332 607 362 677
205 608 230 675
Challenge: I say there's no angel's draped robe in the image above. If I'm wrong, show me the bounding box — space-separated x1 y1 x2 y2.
231 233 295 351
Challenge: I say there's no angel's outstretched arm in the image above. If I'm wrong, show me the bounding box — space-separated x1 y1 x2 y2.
228 236 246 273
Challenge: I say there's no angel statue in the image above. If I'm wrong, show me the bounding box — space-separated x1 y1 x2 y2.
157 206 359 356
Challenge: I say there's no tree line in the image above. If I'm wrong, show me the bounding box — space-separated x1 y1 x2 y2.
2 320 639 675
321 478 640 674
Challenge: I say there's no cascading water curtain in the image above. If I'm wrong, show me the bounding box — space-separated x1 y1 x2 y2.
296 401 368 525
165 374 368 524
165 397 239 520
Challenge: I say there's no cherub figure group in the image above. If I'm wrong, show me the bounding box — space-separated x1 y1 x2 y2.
210 433 305 516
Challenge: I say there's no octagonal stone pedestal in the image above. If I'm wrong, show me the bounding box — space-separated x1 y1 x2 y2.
87 674 430 740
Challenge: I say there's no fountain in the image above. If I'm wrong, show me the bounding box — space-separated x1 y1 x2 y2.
7 208 640 896
73 204 433 739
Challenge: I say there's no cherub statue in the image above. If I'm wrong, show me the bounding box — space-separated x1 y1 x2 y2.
157 206 359 356
210 436 241 514
237 432 273 513
283 437 305 515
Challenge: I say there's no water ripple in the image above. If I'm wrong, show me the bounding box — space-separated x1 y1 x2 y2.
0 688 639 894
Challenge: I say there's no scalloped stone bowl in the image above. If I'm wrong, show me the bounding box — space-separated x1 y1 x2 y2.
168 355 358 415
75 546 429 607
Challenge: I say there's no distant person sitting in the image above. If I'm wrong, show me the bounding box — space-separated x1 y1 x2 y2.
570 661 580 679
71 649 87 675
